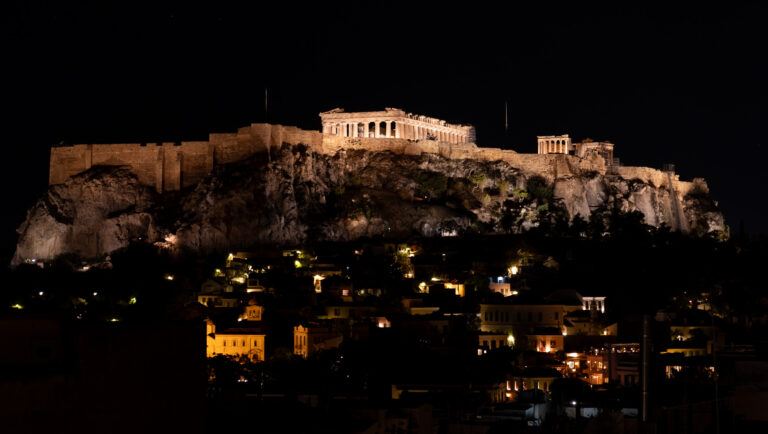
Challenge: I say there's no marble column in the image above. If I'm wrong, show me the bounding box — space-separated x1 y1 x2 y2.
385 121 391 138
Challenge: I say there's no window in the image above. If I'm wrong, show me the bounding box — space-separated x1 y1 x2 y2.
242 339 246 346
223 340 226 347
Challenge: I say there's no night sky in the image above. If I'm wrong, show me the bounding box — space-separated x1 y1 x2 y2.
3 2 767 256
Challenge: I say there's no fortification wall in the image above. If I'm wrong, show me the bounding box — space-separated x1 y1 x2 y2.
49 122 702 205
616 166 675 188
50 124 321 192
50 141 214 192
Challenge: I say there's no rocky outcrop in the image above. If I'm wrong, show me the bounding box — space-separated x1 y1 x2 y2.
13 166 159 266
13 146 726 266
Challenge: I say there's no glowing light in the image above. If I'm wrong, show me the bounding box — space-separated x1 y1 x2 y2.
38 291 44 296
11 304 23 310
566 352 579 358
562 330 568 336
507 334 515 345
93 292 98 296
313 274 325 282
571 401 577 406
418 282 427 291
508 265 518 276
129 297 137 304
110 317 119 322
404 272 414 279
294 260 302 268
227 253 234 261
165 274 175 281
431 277 440 281
511 290 519 295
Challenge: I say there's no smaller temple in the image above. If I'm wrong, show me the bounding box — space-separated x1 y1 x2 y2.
319 107 476 144
537 134 572 155
537 135 614 162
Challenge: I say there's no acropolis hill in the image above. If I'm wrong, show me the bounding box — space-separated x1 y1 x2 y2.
15 108 725 265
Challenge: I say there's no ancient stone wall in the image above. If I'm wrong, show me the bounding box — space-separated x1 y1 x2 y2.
50 124 322 192
49 121 703 218
50 142 214 192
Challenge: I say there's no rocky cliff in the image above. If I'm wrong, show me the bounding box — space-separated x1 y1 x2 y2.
13 145 725 266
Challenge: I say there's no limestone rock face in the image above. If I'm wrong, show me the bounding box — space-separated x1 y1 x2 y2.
13 166 158 266
13 146 726 265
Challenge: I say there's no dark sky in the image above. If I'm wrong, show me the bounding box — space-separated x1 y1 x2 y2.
2 1 767 255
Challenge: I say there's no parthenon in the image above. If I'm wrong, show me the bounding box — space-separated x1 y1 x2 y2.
319 107 476 145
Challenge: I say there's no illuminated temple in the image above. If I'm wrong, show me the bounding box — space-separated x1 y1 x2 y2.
319 107 476 144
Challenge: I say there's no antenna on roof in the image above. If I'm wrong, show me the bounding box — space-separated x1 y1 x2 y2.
505 101 509 132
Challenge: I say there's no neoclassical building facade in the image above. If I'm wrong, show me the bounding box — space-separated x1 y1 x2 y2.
319 107 476 144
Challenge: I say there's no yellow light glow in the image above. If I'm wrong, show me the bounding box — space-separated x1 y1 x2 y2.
430 277 440 281
566 352 579 358
11 304 23 310
509 265 518 276
294 260 302 268
165 274 174 281
110 318 119 322
512 290 519 295
418 282 427 290
129 297 137 305
227 253 234 261
562 330 568 336
507 335 515 345
313 274 325 281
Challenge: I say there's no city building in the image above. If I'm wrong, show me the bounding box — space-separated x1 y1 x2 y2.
293 324 344 359
205 320 267 361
